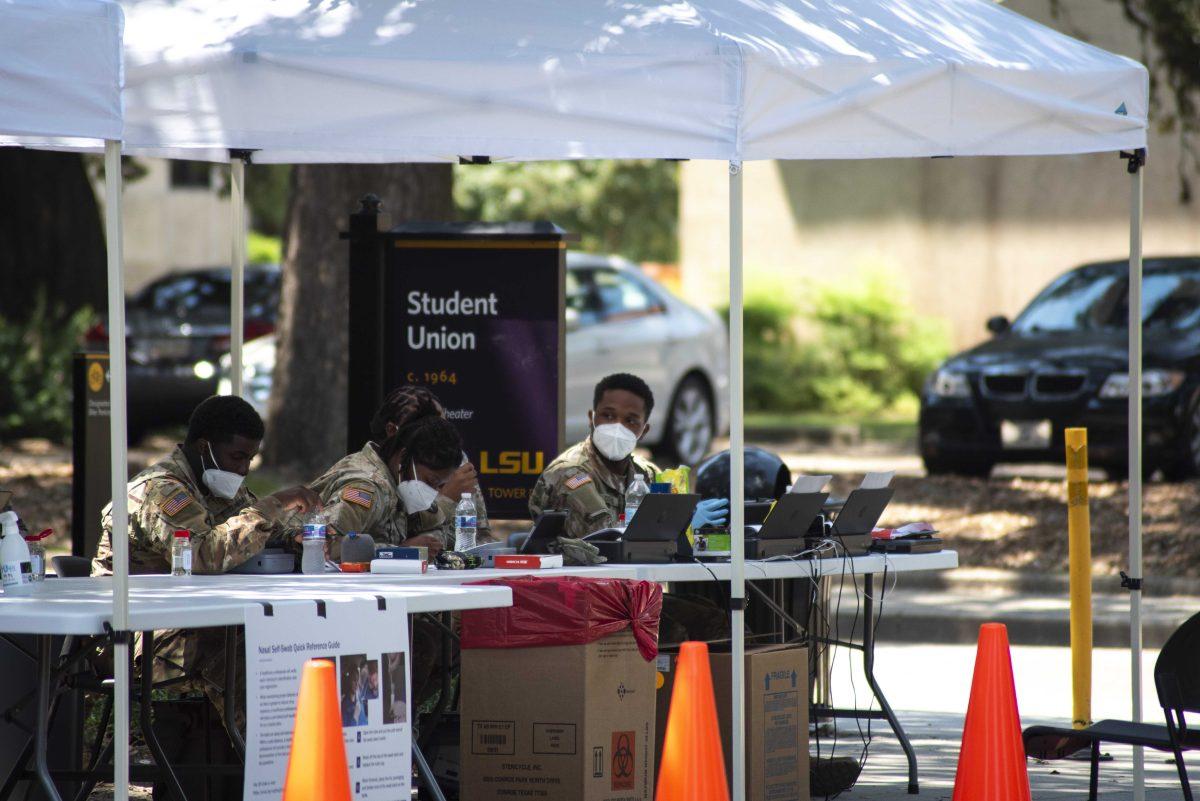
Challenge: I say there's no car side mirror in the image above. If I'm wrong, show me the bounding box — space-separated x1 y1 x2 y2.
986 315 1010 336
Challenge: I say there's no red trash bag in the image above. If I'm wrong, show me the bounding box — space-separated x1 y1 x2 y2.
461 576 663 661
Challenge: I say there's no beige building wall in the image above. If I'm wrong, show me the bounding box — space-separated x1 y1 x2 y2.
678 0 1200 351
108 159 232 293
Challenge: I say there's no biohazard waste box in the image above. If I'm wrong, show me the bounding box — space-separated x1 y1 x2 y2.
460 576 662 801
654 643 810 801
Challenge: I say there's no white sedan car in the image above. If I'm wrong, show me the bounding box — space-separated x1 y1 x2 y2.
219 253 729 465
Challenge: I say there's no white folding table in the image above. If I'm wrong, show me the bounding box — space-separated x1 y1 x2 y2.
630 550 960 794
0 575 516 801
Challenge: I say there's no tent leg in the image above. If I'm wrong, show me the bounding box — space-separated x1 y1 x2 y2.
728 160 746 801
1124 148 1146 801
229 153 247 397
104 139 130 801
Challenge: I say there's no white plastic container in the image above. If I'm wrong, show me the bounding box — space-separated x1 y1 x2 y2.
0 511 34 595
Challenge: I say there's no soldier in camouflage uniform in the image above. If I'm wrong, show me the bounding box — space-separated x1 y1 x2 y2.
309 412 469 706
309 414 470 555
92 395 321 736
367 384 490 542
530 373 730 644
529 437 658 539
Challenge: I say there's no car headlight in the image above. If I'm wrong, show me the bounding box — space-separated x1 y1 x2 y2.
928 369 971 398
1098 369 1185 399
193 360 216 381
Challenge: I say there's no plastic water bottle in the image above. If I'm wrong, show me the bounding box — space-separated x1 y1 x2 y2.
302 511 327 575
24 530 49 582
0 511 33 595
454 493 477 551
624 474 649 527
171 530 192 576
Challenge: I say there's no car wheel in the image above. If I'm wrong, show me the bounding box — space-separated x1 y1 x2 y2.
922 454 994 479
655 375 714 467
1162 393 1200 482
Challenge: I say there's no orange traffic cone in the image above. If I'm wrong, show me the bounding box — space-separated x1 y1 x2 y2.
656 641 730 801
282 659 351 801
952 623 1031 801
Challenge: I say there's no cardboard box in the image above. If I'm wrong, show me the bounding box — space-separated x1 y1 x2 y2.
461 628 657 801
654 644 809 801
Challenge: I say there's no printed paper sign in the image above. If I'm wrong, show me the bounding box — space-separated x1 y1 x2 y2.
244 598 411 800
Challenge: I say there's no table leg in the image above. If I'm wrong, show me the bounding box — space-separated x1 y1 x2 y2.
139 630 189 801
223 627 245 761
412 742 447 801
34 635 64 801
862 574 918 794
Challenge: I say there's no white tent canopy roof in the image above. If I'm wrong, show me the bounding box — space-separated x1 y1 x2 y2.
107 0 1146 164
0 0 123 142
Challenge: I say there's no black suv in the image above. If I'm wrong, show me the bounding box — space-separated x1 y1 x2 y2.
919 258 1200 480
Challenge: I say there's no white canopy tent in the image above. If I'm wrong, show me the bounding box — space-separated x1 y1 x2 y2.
43 0 1152 798
0 3 128 800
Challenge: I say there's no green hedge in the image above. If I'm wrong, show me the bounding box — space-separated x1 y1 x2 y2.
0 298 91 441
726 272 950 415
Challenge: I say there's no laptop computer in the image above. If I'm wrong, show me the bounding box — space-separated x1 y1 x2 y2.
755 492 828 539
624 493 700 541
830 488 894 555
743 492 828 559
582 493 699 563
744 500 775 526
520 511 569 555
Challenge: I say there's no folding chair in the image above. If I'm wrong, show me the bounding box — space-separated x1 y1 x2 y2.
1023 610 1200 801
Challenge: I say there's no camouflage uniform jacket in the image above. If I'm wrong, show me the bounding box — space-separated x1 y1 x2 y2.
528 438 659 539
308 442 479 552
92 446 290 576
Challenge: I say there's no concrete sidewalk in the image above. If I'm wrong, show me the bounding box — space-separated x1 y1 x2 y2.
842 710 1188 800
829 567 1199 648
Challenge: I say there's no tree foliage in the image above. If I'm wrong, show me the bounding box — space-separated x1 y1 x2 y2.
1105 0 1200 197
453 160 678 263
724 272 951 415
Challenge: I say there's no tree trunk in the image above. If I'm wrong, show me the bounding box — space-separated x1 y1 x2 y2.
263 164 453 480
0 150 106 322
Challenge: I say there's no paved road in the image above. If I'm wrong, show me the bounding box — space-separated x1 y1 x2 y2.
826 643 1186 800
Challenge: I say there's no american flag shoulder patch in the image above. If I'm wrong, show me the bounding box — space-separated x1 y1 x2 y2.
564 473 593 490
159 489 194 517
341 486 374 509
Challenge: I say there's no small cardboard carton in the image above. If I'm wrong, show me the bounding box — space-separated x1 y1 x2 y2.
654 643 809 801
461 628 657 801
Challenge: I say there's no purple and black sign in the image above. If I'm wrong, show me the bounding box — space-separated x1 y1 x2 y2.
347 217 566 520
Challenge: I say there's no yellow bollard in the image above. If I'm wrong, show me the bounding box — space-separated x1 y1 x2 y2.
1065 428 1092 729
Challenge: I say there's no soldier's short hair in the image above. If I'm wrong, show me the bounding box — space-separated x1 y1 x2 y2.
378 414 462 472
185 395 265 445
593 373 655 418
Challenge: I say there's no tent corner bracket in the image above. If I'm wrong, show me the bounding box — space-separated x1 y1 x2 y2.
1121 148 1146 173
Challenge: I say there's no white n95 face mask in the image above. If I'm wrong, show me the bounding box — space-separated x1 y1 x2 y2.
201 443 245 499
398 463 440 514
592 423 640 461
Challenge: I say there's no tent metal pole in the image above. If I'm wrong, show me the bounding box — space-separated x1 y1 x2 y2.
104 138 130 801
728 160 747 801
1126 149 1146 801
229 154 246 397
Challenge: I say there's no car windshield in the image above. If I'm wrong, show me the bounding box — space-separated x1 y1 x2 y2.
1012 264 1200 333
135 268 280 319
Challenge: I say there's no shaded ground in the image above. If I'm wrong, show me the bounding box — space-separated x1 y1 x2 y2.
0 435 176 558
778 442 1200 579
